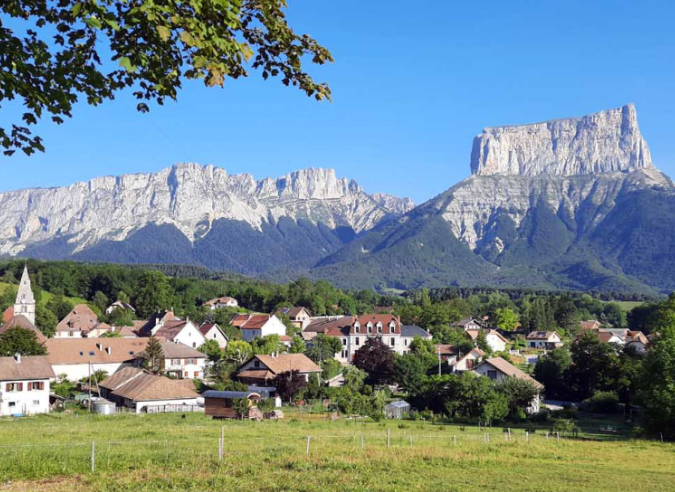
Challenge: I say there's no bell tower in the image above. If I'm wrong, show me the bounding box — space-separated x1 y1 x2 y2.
14 266 36 325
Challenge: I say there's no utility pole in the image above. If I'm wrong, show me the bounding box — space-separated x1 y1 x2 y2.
88 360 92 412
437 346 442 376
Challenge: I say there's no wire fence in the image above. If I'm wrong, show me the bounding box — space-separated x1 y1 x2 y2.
0 427 577 480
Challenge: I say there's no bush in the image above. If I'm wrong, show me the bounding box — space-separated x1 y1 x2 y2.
584 391 621 414
552 419 579 437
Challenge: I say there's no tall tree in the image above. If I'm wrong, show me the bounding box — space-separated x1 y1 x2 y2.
273 370 307 403
305 334 341 363
566 331 620 401
1 0 333 156
135 271 171 318
141 336 165 375
353 337 395 386
495 307 519 332
534 348 572 400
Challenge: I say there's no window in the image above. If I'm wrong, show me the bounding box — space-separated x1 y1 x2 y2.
28 382 44 391
404 339 409 346
355 337 360 346
390 323 396 333
487 370 497 380
377 323 383 334
342 338 347 346
367 325 372 334
5 383 22 392
33 400 40 406
79 351 84 356
89 351 95 356
8 402 16 408
194 371 200 378
192 342 196 348
390 337 395 347
183 371 188 378
354 323 360 333
129 351 134 355
341 350 348 358
254 360 260 368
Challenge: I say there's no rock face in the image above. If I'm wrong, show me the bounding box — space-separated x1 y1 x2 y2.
470 104 653 176
310 105 675 293
0 165 413 266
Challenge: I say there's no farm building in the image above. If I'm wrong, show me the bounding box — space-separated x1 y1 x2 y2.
203 390 263 419
385 400 411 419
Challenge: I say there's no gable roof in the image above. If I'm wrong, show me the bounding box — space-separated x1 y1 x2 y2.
108 301 135 312
135 341 206 360
579 320 602 331
597 331 623 343
453 317 482 327
400 325 431 338
56 304 99 333
526 331 560 340
0 315 47 344
435 344 457 355
153 320 195 340
0 355 55 381
45 338 152 365
137 311 179 336
230 314 275 330
304 316 352 335
99 366 145 391
204 297 237 306
109 373 198 402
276 306 311 318
475 357 544 391
453 347 485 367
244 354 321 376
198 323 228 339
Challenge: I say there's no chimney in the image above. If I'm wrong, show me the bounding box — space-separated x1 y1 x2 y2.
14 353 21 364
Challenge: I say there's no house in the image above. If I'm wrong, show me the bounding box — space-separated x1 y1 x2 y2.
472 357 544 413
399 324 433 353
452 317 484 331
526 331 564 350
450 347 485 372
625 331 649 353
229 314 287 342
236 354 321 386
55 304 100 338
105 301 136 315
137 310 179 335
152 319 206 349
204 297 239 310
105 325 140 338
276 307 312 330
0 315 48 345
99 367 199 413
0 354 55 416
435 344 458 363
203 390 263 419
466 329 509 352
45 338 152 381
134 341 208 380
596 330 625 345
579 320 602 331
198 323 229 349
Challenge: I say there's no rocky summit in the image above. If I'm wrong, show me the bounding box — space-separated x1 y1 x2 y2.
309 105 675 294
0 165 413 275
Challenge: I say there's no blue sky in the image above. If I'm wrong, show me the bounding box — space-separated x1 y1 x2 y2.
1 0 673 204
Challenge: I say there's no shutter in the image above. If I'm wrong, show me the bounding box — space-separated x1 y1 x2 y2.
28 382 32 391
41 382 45 390
5 383 9 391
18 383 23 391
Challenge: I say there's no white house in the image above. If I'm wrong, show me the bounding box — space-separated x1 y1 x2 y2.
526 331 564 350
450 348 485 372
45 338 152 382
105 301 136 315
453 317 483 331
151 319 206 349
204 297 239 310
230 314 287 342
134 341 208 380
100 367 199 414
0 354 55 416
399 324 433 353
473 357 544 413
276 307 313 330
467 329 509 352
198 323 229 349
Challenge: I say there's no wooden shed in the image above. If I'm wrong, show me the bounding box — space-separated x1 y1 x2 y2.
203 390 262 419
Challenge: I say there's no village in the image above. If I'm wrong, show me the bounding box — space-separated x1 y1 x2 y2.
0 267 653 422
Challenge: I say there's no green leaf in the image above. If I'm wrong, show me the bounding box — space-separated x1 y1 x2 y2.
118 57 137 73
157 26 171 41
72 3 82 17
85 17 102 29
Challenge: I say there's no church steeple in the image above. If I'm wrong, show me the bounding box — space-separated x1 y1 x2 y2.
14 266 36 325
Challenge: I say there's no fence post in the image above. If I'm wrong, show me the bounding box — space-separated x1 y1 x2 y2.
165 439 169 463
546 432 549 441
306 436 311 456
387 429 390 448
453 435 457 446
526 432 529 443
91 441 95 472
556 432 560 443
361 434 365 452
409 435 413 448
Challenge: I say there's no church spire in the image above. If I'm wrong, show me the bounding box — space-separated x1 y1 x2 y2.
14 266 36 325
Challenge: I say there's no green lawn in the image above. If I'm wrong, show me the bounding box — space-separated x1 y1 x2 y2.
0 410 673 492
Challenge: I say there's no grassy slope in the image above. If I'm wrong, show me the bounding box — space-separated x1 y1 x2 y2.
0 411 673 492
0 282 88 307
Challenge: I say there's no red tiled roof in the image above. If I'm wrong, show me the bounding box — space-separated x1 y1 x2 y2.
0 315 47 344
2 306 14 323
56 304 99 333
230 314 273 330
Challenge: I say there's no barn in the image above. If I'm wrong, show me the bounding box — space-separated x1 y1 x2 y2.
203 390 263 420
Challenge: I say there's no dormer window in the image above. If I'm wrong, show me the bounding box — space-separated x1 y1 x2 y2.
390 322 396 333
377 322 383 334
354 323 360 333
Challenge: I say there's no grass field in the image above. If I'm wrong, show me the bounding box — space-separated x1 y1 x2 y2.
0 410 673 492
0 282 88 308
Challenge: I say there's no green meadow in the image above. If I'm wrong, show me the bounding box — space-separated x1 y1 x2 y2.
0 411 673 492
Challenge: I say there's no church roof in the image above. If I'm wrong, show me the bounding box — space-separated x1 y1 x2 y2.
0 315 47 344
15 266 35 306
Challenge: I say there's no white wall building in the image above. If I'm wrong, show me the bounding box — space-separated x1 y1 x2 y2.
198 323 229 349
13 266 36 326
204 297 239 310
0 354 55 416
152 319 206 349
230 314 287 342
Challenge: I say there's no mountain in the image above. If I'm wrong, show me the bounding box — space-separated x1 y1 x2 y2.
0 165 414 275
309 104 675 294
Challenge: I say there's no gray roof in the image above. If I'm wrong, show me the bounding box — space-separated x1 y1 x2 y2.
203 390 261 399
0 355 55 381
400 324 431 338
